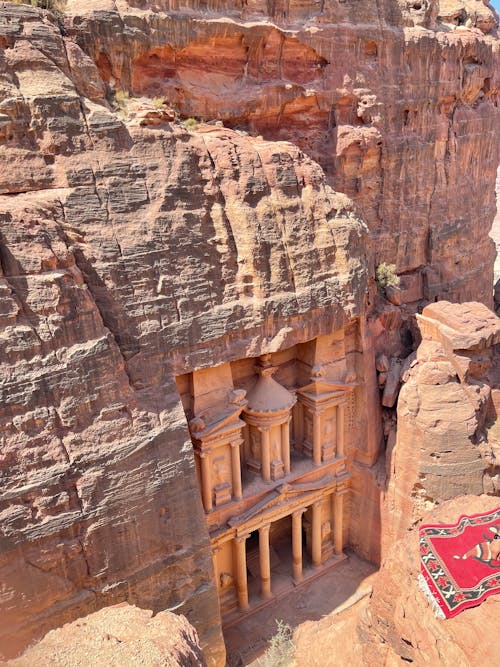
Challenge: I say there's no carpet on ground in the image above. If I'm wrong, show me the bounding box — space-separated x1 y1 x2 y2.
419 506 500 618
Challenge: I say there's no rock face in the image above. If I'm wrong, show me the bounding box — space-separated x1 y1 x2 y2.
0 4 369 663
387 301 500 542
0 1 498 664
64 0 500 306
7 603 206 667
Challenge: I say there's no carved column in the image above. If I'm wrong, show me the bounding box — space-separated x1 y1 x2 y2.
292 509 304 582
234 535 249 610
336 404 345 458
311 501 322 567
199 451 213 512
334 492 344 556
230 440 243 500
281 419 291 475
259 524 272 599
261 428 271 482
312 412 322 465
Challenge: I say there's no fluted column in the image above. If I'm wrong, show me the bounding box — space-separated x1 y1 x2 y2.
259 524 272 598
199 450 213 512
312 411 322 465
292 509 304 582
261 428 271 481
230 440 243 500
281 419 291 475
334 492 344 556
311 501 322 568
336 403 345 458
234 534 249 610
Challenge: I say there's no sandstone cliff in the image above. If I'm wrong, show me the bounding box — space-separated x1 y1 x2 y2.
0 4 368 662
0 0 499 664
387 301 500 542
63 0 500 307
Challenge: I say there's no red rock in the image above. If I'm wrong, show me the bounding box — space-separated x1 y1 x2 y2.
63 0 499 307
386 301 500 544
7 604 206 667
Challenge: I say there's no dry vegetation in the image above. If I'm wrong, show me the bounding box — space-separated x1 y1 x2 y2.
4 0 67 12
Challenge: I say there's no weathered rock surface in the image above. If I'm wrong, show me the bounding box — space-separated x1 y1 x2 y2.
0 1 499 664
386 301 500 543
63 0 500 306
7 603 206 667
294 495 500 666
0 4 368 662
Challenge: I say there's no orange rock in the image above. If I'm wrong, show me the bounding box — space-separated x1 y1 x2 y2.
7 604 206 667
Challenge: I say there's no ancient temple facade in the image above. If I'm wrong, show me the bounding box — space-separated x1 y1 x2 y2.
177 331 358 622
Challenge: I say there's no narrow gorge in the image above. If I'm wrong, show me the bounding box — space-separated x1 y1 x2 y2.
0 0 499 664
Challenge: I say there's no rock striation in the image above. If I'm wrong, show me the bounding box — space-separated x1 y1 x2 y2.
7 603 206 667
63 0 500 306
387 301 500 542
0 1 498 664
0 3 369 662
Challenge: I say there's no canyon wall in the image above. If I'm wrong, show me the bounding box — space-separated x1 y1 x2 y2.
0 0 499 664
64 0 500 308
0 4 369 662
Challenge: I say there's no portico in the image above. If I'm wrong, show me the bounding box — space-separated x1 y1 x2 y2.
211 474 350 620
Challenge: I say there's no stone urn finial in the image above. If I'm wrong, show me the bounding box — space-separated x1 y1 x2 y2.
189 415 205 434
311 364 325 380
229 389 247 406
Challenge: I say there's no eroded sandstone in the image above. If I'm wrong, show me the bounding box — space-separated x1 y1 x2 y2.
7 603 206 667
63 0 500 307
0 4 373 662
386 301 500 543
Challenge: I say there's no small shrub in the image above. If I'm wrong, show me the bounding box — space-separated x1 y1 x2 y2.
112 90 130 115
183 117 199 130
4 0 67 14
260 620 294 667
375 262 400 290
152 97 165 109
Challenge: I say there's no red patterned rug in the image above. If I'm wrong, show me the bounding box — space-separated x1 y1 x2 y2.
419 507 500 619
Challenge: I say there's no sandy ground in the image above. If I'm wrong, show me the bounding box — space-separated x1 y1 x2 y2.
223 550 376 667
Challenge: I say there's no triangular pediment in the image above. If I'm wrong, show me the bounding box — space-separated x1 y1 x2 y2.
191 408 245 442
227 475 336 528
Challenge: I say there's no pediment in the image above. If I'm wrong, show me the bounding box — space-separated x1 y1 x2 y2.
228 475 337 529
191 409 245 442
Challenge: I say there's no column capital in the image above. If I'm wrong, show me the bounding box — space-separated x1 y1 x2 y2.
312 500 322 509
235 533 250 543
198 449 212 458
230 439 243 448
258 523 271 535
292 508 306 519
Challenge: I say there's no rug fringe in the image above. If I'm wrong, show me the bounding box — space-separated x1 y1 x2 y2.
418 573 445 619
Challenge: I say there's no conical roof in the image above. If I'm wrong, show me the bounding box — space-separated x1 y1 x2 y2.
245 367 296 414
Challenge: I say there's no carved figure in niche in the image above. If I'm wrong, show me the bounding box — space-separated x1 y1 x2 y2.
213 456 229 488
219 572 234 589
250 429 260 460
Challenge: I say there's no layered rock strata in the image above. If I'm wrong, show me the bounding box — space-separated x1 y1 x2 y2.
63 0 500 307
0 4 370 662
387 300 500 542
